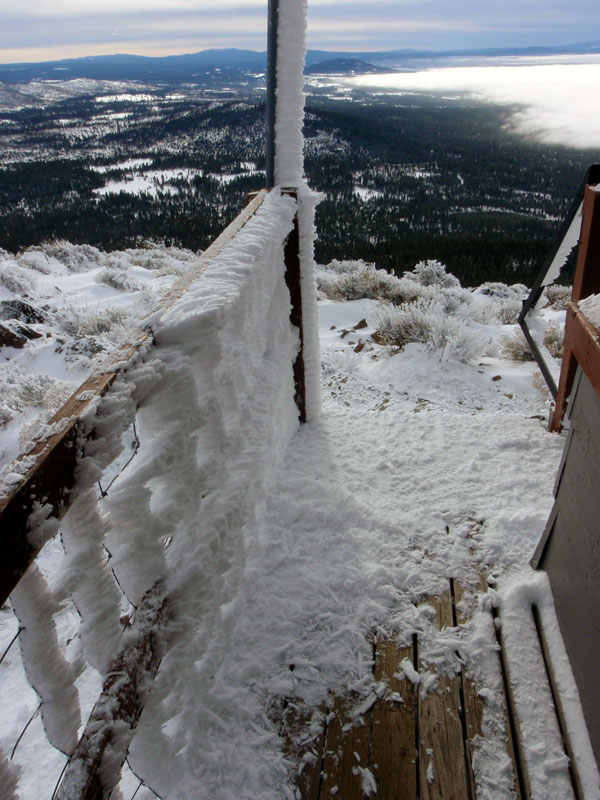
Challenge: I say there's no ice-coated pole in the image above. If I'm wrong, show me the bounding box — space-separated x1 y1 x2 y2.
265 0 278 188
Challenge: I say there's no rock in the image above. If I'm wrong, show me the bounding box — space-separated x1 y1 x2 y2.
0 319 42 348
0 299 46 324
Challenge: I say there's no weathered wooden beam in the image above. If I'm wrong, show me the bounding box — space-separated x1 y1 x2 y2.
0 191 268 605
551 302 600 431
55 580 167 800
551 185 600 431
571 186 600 304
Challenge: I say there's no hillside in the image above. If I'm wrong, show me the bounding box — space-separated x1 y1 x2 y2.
1 82 597 287
1 41 599 83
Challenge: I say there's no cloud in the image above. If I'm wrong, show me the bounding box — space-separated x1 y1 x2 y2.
352 61 600 149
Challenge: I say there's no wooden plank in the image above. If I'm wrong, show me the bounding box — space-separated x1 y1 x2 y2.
0 190 269 605
55 580 167 800
320 695 371 799
454 580 485 800
455 577 525 800
280 703 324 800
418 590 470 800
372 635 418 799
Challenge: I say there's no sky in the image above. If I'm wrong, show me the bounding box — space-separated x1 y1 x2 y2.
0 0 599 64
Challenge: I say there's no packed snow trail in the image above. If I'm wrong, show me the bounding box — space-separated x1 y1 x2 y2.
119 298 573 799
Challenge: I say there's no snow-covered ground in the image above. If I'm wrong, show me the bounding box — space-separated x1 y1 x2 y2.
2 240 597 799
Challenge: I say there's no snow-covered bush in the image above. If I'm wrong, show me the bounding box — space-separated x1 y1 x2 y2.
498 298 522 325
402 258 460 289
469 301 499 325
374 298 443 348
317 261 406 302
543 323 564 360
36 240 109 273
57 306 128 337
544 284 571 310
500 329 534 361
317 258 467 309
18 250 52 274
95 268 138 291
374 298 484 362
0 266 31 294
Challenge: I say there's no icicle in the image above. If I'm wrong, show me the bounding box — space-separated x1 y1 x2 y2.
11 563 81 755
58 486 123 673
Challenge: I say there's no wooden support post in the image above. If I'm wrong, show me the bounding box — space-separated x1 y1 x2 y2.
55 581 167 800
571 186 600 303
552 303 600 431
282 189 306 422
552 186 600 431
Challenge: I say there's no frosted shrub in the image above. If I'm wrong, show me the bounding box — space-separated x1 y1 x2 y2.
440 286 473 315
543 323 564 360
374 298 483 362
402 259 460 289
326 267 392 301
498 298 522 325
375 298 443 348
57 306 128 337
544 284 571 310
0 266 30 294
18 250 52 274
318 263 406 302
322 258 374 275
470 301 499 325
318 260 441 305
500 329 533 361
40 241 108 273
95 268 137 291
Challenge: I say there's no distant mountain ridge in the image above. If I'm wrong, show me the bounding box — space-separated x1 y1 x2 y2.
0 41 599 83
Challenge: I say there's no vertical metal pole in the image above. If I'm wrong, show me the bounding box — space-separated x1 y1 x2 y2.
266 0 278 188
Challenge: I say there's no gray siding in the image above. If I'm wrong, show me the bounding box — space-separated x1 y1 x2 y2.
537 367 600 764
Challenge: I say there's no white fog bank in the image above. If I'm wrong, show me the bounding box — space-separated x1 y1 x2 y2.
352 61 600 150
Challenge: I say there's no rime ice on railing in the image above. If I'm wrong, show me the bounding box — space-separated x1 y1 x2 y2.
10 563 81 755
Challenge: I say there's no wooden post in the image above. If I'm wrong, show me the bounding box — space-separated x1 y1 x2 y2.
282 189 306 422
571 186 600 303
551 186 600 431
55 581 167 800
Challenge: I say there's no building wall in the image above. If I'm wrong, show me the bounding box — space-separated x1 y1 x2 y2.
537 366 600 764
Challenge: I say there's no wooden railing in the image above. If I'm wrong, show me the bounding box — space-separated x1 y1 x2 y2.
0 188 307 798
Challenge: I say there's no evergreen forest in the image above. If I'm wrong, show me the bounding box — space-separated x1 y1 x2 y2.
1 83 598 286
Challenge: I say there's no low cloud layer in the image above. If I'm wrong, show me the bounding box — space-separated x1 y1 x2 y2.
354 60 600 150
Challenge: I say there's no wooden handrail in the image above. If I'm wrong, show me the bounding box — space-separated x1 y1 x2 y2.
0 190 269 605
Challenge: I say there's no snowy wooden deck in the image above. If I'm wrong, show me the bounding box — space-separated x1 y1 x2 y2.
285 578 524 800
